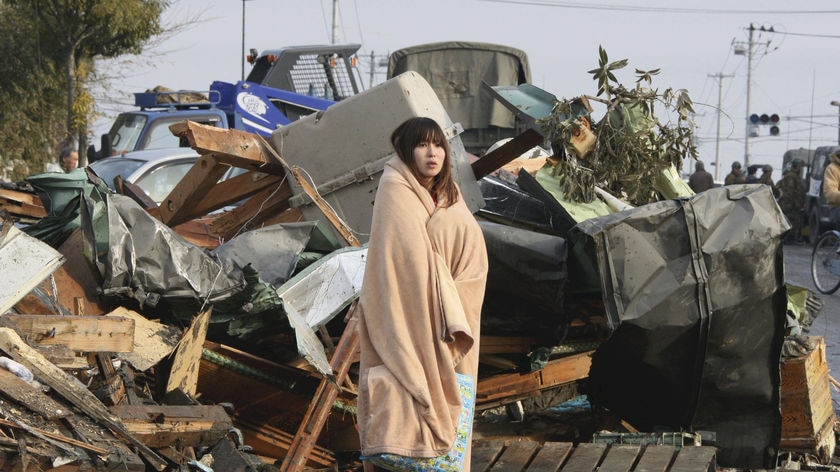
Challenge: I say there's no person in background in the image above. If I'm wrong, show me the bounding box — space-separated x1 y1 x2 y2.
823 148 840 224
688 160 715 193
745 165 760 183
58 147 79 173
356 117 488 472
776 159 805 244
758 164 780 198
724 161 745 185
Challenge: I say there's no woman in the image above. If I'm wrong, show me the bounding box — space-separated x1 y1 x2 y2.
357 117 488 471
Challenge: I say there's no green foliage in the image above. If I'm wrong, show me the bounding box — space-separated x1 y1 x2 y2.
539 46 698 206
0 0 168 177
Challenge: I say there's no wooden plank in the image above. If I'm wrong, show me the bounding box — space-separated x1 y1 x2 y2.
597 444 640 472
0 315 134 352
166 308 212 397
106 307 180 372
55 227 107 315
169 120 284 172
489 440 540 472
0 368 69 420
471 128 545 179
527 442 573 472
472 440 508 472
158 154 231 226
477 351 593 407
634 445 676 472
111 404 233 448
669 446 716 472
236 417 335 467
481 336 539 355
559 442 606 472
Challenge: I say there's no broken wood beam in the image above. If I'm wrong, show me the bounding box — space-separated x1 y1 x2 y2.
0 315 135 353
471 128 545 180
111 404 234 448
158 154 232 226
169 120 285 173
187 171 285 221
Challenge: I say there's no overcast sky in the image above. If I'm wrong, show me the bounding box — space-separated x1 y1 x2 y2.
96 0 840 180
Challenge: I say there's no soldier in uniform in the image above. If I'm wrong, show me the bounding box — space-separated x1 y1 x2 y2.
758 164 780 198
724 161 745 185
776 160 805 244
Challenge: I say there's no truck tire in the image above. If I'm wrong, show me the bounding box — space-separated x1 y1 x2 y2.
809 206 822 245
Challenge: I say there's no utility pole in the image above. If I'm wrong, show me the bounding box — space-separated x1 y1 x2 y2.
744 24 754 168
331 0 340 44
832 100 840 146
709 72 734 181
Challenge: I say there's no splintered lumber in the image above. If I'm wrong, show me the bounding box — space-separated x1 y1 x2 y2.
169 120 284 172
107 306 181 372
0 368 69 420
166 308 211 397
111 404 233 448
0 189 46 220
0 328 171 471
471 128 545 179
158 154 231 226
476 350 593 409
174 171 285 226
0 315 134 352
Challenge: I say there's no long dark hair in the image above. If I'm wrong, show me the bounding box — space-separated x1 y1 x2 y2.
390 117 459 207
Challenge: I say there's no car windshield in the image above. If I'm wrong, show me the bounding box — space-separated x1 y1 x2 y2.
107 114 147 155
88 158 147 190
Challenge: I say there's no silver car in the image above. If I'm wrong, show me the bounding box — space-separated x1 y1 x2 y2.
88 148 201 204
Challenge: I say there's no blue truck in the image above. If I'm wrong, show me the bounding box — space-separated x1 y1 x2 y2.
87 44 363 162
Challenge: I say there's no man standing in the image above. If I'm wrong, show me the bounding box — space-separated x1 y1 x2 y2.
745 165 760 183
724 161 745 185
688 160 715 193
758 164 780 198
776 160 805 244
58 147 79 173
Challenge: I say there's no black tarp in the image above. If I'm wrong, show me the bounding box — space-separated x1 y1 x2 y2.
569 184 788 468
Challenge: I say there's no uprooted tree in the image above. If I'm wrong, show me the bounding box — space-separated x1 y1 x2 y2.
539 46 698 207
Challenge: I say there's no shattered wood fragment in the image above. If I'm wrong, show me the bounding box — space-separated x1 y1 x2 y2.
106 307 180 372
166 308 212 397
111 404 234 448
0 189 46 220
0 315 134 352
0 368 68 420
158 154 231 226
0 417 107 456
55 228 108 315
471 128 545 180
0 328 171 471
169 120 284 172
235 417 336 467
91 373 126 407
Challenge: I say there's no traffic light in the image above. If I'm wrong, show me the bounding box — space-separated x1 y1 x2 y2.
748 113 780 135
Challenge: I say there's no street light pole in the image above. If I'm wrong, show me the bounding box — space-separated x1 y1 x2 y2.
832 100 840 146
241 0 246 80
744 24 754 168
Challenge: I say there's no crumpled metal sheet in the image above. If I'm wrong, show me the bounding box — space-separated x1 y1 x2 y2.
570 184 788 469
212 222 317 288
277 246 367 378
101 194 241 303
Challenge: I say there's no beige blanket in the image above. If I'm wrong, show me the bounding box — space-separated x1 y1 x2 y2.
357 156 488 459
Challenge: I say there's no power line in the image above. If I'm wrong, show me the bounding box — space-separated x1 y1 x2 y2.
480 0 840 14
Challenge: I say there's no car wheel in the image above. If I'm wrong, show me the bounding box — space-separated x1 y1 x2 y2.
809 206 822 245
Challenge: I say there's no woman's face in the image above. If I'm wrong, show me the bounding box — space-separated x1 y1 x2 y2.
412 140 444 183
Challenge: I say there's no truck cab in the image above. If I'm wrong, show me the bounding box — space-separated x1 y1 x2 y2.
805 145 840 242
89 89 229 162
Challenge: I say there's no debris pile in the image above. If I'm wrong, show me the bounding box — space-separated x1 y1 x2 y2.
0 68 835 472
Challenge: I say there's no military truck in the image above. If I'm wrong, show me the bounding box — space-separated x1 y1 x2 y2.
802 145 840 242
